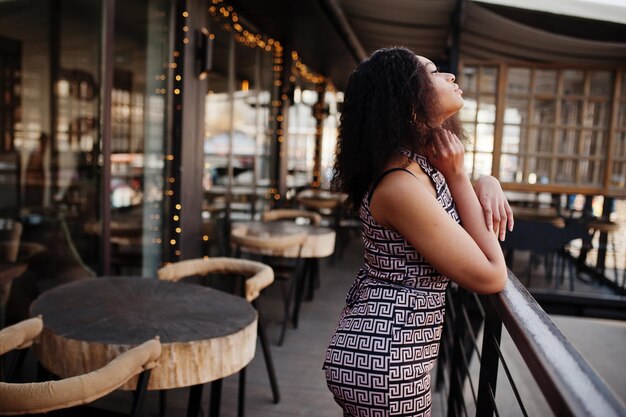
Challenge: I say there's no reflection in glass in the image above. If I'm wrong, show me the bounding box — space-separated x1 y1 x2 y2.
586 101 609 127
507 67 530 94
0 0 102 324
563 70 584 95
462 66 477 94
610 161 626 189
477 96 496 123
556 159 576 183
586 130 605 157
502 125 522 153
459 98 477 122
561 100 583 126
530 128 554 153
475 124 494 152
473 152 492 179
528 157 551 184
534 69 557 94
504 98 528 124
107 0 171 276
203 17 274 222
558 129 579 155
479 67 497 94
499 154 520 183
463 124 476 152
288 88 316 189
590 71 612 97
533 99 556 124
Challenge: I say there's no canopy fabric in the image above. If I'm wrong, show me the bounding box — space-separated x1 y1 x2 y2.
473 0 626 26
462 2 626 65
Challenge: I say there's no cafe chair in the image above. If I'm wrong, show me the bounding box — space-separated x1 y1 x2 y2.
261 209 322 226
0 316 162 416
0 220 23 329
157 257 279 415
500 218 590 290
262 209 323 303
230 226 308 346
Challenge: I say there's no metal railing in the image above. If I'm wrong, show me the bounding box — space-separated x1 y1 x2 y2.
437 270 626 417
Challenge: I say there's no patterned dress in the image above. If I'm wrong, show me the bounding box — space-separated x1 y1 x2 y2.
323 149 460 417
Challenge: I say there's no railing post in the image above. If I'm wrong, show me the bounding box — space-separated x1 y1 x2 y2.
446 287 469 417
476 295 502 417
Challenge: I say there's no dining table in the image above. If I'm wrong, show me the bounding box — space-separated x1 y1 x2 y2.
29 276 258 417
231 220 335 325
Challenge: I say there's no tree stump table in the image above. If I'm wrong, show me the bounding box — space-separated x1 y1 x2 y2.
30 276 257 416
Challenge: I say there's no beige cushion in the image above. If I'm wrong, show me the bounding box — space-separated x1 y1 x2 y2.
157 257 274 302
0 317 43 355
0 338 161 415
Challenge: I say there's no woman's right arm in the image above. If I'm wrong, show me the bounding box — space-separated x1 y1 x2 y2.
370 131 507 294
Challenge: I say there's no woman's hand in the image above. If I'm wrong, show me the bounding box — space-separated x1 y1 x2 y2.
427 129 466 180
474 175 514 241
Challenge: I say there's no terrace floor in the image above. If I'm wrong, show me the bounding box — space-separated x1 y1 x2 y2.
14 225 626 416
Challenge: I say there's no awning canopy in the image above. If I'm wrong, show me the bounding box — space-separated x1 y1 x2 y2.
231 0 626 90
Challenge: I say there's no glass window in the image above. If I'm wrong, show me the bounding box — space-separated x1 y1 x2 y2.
461 66 477 94
534 69 557 94
590 71 612 97
479 67 498 94
504 98 528 125
109 0 171 276
459 98 477 123
0 0 103 288
203 14 275 223
507 67 530 94
533 99 557 124
477 96 496 123
557 129 579 155
563 69 585 95
502 125 522 153
561 100 583 126
475 123 494 152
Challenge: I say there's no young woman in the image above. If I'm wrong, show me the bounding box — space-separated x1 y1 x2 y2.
323 47 511 417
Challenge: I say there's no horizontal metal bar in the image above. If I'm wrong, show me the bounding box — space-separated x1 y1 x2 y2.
488 270 626 417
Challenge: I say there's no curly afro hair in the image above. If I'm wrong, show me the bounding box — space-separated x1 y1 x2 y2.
331 46 464 209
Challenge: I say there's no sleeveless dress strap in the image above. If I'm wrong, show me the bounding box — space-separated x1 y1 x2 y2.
367 167 416 204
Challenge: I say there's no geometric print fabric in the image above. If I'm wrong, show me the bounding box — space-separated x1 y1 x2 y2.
324 150 459 416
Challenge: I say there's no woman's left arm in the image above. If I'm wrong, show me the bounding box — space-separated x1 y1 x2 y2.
474 175 514 241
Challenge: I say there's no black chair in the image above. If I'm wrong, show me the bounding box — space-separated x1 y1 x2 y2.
501 218 591 290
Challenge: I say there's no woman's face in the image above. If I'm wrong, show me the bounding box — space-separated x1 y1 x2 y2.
416 55 464 124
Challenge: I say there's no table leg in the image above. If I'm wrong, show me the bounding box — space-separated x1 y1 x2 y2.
187 384 204 417
209 379 223 417
238 367 246 417
131 368 152 417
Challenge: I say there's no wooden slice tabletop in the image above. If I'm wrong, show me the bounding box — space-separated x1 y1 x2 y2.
233 221 336 258
30 276 257 390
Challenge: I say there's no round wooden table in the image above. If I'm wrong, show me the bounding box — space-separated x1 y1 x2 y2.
232 221 336 258
295 189 347 211
30 276 257 391
232 220 336 331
